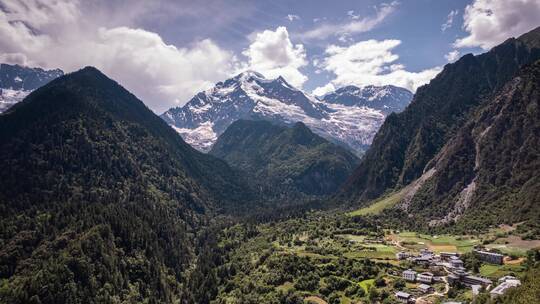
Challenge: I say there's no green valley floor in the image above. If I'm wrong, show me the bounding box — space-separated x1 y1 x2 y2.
211 212 540 304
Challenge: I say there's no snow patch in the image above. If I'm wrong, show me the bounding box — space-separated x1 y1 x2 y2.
172 121 217 151
0 89 30 113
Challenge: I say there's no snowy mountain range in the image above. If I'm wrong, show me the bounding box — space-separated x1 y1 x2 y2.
0 63 63 113
322 85 412 114
161 71 413 153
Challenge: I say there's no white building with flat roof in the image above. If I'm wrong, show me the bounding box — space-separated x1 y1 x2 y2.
490 277 521 298
402 269 417 282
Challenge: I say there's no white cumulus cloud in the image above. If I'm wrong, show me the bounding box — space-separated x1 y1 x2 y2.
455 0 540 50
0 0 238 113
313 39 441 94
312 83 336 97
445 50 460 62
92 28 237 112
242 26 308 88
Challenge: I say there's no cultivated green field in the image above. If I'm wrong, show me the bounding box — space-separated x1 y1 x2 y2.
344 243 397 259
391 231 480 253
348 191 403 216
214 212 539 303
479 264 527 278
358 279 375 292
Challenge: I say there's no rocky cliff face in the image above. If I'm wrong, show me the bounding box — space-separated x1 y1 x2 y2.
401 60 540 228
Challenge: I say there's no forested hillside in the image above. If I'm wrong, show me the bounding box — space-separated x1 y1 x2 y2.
0 67 253 303
341 26 540 204
210 120 359 200
399 59 540 231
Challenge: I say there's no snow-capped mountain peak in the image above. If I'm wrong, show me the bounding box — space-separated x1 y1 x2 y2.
0 63 63 113
234 70 266 82
322 84 413 113
161 72 413 153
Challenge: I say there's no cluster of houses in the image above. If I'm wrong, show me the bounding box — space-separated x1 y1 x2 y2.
394 248 519 303
402 269 435 284
395 268 438 303
396 248 466 272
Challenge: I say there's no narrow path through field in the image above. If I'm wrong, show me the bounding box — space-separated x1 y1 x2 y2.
393 240 407 251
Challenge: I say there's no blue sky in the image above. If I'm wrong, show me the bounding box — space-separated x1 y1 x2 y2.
137 0 477 94
0 0 539 112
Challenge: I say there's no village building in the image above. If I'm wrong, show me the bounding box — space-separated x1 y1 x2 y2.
396 251 410 260
420 248 433 255
448 270 492 287
449 256 464 268
473 250 504 265
402 269 417 282
462 275 492 287
429 265 445 275
498 275 518 283
420 248 434 258
431 255 442 263
490 277 521 298
395 291 414 303
417 272 434 284
412 256 431 266
418 284 434 293
447 273 460 286
451 269 468 277
440 252 459 261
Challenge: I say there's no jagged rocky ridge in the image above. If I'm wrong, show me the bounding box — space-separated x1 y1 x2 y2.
210 119 359 199
0 63 63 113
321 85 412 114
161 71 412 153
